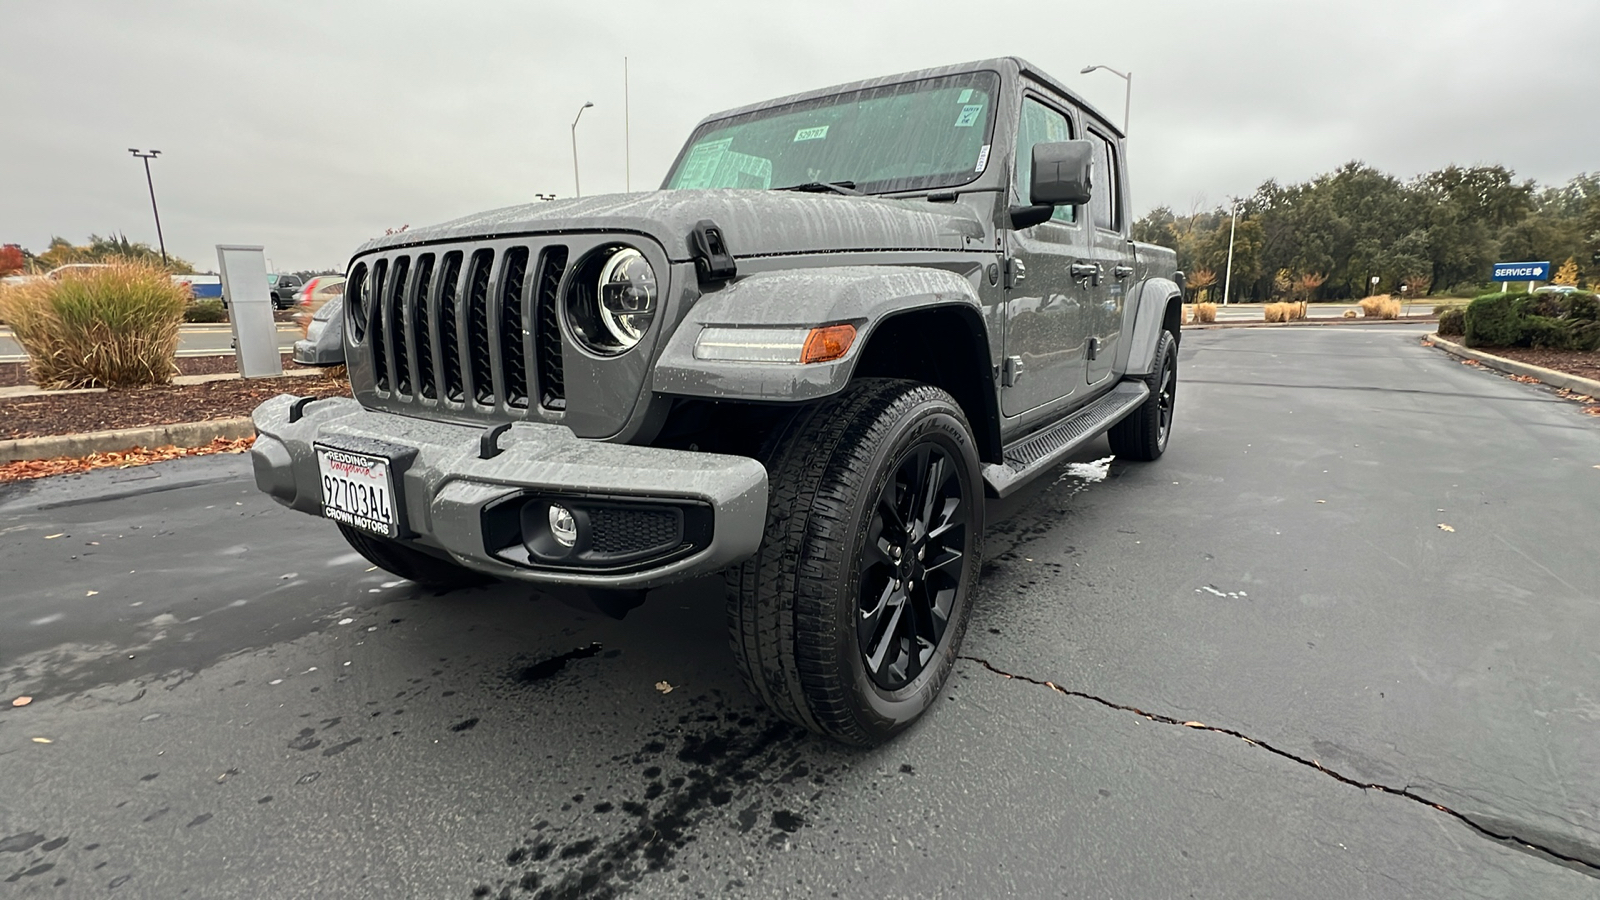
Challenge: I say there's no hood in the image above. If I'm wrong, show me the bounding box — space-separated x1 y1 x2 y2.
355 189 990 262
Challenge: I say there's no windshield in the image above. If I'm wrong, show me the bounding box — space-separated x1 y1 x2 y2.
664 71 1000 195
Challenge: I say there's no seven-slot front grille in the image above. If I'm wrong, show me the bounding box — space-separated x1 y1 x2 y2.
360 243 568 413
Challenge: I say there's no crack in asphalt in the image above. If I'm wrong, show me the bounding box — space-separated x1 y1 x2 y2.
959 655 1600 877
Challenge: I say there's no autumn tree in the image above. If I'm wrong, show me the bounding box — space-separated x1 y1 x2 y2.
1185 268 1216 303
1553 257 1579 286
1294 272 1327 301
0 244 23 276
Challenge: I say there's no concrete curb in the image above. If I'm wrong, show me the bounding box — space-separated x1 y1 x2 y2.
0 367 327 400
0 418 256 464
1428 334 1600 397
1185 317 1437 330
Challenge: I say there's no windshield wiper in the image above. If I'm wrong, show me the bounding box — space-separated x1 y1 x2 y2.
773 181 863 196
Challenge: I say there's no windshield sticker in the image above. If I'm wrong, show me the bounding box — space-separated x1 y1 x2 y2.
793 125 829 142
674 137 733 187
974 143 990 173
954 104 984 127
957 88 974 103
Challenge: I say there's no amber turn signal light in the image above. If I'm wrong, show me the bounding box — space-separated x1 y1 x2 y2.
800 324 857 364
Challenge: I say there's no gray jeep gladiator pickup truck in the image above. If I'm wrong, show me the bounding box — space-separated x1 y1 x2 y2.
253 57 1183 745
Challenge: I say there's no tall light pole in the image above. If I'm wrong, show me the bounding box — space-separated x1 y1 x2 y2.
1222 198 1239 305
624 57 631 193
571 101 594 198
127 148 168 265
1080 65 1131 135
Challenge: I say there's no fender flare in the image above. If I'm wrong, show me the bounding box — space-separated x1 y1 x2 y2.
1117 277 1183 377
652 264 989 403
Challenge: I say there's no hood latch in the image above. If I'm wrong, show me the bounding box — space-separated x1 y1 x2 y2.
688 219 736 284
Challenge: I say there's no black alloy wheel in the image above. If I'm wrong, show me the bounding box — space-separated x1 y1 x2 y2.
1156 353 1176 450
1109 328 1177 461
726 378 983 746
859 441 971 691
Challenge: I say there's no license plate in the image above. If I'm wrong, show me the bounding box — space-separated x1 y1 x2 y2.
316 447 398 538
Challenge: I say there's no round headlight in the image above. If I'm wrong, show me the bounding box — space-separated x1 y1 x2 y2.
596 248 656 350
347 263 370 340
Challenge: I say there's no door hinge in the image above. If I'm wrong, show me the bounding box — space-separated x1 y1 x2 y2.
1002 355 1025 387
1004 257 1027 289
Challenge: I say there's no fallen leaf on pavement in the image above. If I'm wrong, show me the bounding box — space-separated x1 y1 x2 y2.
0 438 255 484
654 681 674 694
44 533 64 540
1182 721 1206 728
31 737 52 744
85 590 98 597
1460 359 1481 366
12 697 32 707
1583 406 1600 417
1316 500 1326 504
1437 524 1455 532
1509 374 1541 384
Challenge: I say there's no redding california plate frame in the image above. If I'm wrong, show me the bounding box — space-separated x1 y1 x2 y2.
313 436 419 539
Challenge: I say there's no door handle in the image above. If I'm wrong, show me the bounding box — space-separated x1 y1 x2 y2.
1113 265 1135 279
1070 262 1101 286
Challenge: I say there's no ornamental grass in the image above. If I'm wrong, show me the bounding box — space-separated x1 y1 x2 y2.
0 261 186 389
1359 294 1402 320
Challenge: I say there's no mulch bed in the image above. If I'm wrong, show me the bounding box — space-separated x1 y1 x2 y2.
0 372 350 440
0 353 306 389
1467 346 1600 383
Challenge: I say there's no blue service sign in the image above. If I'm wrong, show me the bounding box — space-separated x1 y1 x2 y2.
1492 261 1551 281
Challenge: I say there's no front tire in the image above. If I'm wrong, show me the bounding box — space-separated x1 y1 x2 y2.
1108 329 1177 461
336 524 494 590
727 379 984 746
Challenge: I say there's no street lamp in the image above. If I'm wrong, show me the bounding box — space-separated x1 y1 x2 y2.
1080 65 1131 135
1222 198 1239 305
127 148 168 265
571 101 594 198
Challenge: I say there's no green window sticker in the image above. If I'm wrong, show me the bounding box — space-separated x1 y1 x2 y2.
957 88 974 103
954 104 984 127
793 125 829 142
674 137 733 187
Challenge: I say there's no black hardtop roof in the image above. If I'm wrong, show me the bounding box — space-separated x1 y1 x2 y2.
695 56 1122 140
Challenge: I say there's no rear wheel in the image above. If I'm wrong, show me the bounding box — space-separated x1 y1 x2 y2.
336 524 494 590
1108 329 1177 461
727 379 983 746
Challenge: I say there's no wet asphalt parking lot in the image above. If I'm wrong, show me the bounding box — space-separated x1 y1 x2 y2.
2 324 1598 898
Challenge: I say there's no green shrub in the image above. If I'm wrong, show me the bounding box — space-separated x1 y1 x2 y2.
1464 293 1522 347
184 299 228 323
0 261 186 388
1561 292 1598 322
1522 316 1575 350
1436 307 1465 336
1515 293 1563 319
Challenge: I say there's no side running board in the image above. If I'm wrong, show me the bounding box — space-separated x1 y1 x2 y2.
982 380 1149 498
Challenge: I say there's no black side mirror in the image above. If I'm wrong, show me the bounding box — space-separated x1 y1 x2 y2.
1030 140 1093 206
1008 140 1094 230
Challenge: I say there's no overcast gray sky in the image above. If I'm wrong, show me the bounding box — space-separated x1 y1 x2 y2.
4 0 1597 272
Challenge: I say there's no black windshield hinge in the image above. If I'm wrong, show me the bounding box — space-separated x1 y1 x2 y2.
688 219 736 284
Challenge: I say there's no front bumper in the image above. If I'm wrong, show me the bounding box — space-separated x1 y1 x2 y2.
251 395 769 588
